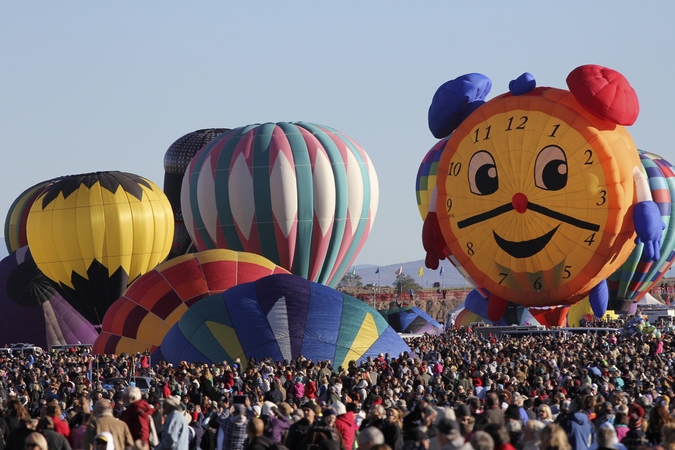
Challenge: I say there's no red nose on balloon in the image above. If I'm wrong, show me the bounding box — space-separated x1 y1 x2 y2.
512 193 528 213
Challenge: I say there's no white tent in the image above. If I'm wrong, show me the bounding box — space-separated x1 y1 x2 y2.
638 293 663 305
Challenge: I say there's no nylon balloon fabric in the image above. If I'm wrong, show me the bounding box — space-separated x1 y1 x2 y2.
163 128 231 259
607 150 675 307
93 249 289 355
26 171 174 325
377 306 443 335
155 274 411 367
0 247 98 348
415 138 448 220
4 178 60 254
181 122 379 287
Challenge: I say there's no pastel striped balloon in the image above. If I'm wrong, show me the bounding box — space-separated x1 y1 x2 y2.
607 150 675 305
181 122 379 287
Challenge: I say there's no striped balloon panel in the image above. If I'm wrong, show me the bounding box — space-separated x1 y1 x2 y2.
181 122 378 287
92 249 289 355
607 150 675 302
415 138 448 220
156 274 410 367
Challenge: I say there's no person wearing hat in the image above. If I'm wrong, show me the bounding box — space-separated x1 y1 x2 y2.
286 400 319 450
156 395 190 450
83 399 134 450
621 403 649 450
119 386 155 446
93 432 114 450
334 402 358 450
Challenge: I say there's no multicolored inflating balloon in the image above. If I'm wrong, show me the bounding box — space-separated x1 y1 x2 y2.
181 122 379 287
4 178 59 254
378 306 443 335
26 171 174 325
0 247 98 348
415 139 448 220
163 129 231 259
608 150 675 308
423 65 658 321
93 249 289 355
155 274 411 367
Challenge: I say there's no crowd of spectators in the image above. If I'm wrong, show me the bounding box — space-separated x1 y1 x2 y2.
1 321 675 450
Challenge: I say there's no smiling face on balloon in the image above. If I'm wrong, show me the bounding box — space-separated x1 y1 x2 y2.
435 86 640 307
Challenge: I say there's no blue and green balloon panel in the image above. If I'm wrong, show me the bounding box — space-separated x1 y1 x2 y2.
155 274 411 367
377 306 443 335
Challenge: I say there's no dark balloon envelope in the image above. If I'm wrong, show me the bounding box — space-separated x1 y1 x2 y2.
163 129 231 259
0 247 98 348
377 306 443 335
155 274 411 367
4 178 60 254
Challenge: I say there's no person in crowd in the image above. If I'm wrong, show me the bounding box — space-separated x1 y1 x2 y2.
23 432 48 450
245 418 273 450
82 399 134 450
358 427 386 450
36 416 71 450
218 403 249 450
119 386 153 446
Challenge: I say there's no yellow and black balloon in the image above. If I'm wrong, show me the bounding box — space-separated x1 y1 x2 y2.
26 172 174 325
422 66 664 321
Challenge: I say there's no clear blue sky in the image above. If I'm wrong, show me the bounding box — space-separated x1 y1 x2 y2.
2 1 675 266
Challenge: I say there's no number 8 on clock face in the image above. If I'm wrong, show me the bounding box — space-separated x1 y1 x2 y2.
435 87 639 307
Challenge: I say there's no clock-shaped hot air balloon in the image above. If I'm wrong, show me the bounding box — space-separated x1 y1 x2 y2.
422 66 663 321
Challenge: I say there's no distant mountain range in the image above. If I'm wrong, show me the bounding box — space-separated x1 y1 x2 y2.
352 260 468 289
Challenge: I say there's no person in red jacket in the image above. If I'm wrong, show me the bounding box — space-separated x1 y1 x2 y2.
119 386 153 445
46 400 70 440
333 401 358 450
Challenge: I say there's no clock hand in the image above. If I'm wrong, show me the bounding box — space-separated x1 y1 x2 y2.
457 203 514 229
456 198 599 232
527 202 600 231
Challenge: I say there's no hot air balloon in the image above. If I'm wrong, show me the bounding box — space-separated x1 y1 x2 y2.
26 171 174 325
181 122 379 287
154 274 411 367
377 306 443 335
422 65 662 321
4 178 60 254
415 138 448 221
163 128 231 259
0 247 98 348
608 150 675 310
93 249 289 355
